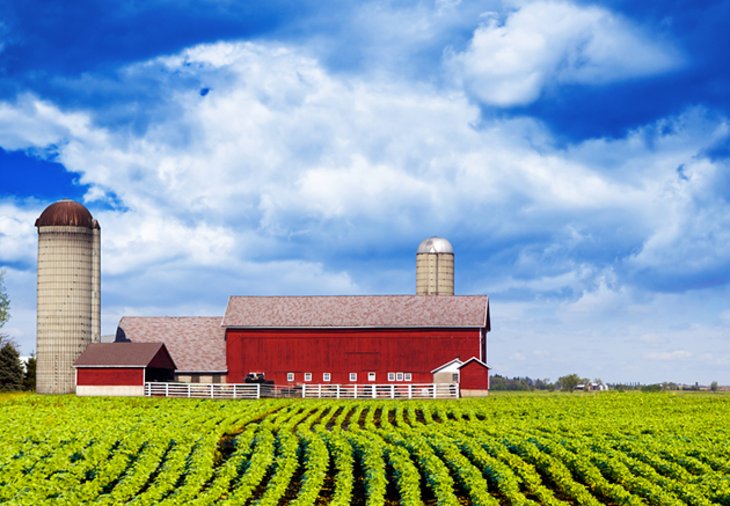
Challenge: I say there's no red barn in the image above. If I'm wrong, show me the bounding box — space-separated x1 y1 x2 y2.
223 295 490 388
74 342 176 396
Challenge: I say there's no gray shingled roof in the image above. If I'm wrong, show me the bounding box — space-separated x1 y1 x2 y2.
74 342 176 368
222 295 489 329
116 316 226 373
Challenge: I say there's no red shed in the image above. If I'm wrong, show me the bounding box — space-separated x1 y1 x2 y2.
458 357 490 396
223 295 490 389
74 342 176 396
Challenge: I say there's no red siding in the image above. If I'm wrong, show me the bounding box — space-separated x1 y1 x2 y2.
77 368 144 386
459 360 489 390
226 328 482 385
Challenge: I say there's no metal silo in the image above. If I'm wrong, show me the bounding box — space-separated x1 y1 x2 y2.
416 237 454 295
35 199 101 393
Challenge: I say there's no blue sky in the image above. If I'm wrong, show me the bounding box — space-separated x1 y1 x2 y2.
1 0 729 384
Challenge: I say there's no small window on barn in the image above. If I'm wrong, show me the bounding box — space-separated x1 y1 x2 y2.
387 372 395 382
304 372 312 382
452 373 459 383
404 372 412 381
396 372 404 381
287 372 295 382
191 375 200 384
368 372 376 382
323 372 331 382
349 372 357 382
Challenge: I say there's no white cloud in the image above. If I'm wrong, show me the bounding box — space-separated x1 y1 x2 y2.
450 1 680 106
0 38 728 383
646 350 692 361
0 94 91 150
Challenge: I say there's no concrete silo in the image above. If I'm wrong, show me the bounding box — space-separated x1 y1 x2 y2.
416 236 454 296
35 199 101 393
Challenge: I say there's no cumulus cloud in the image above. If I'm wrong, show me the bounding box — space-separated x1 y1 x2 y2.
0 95 91 149
0 36 728 382
450 1 680 106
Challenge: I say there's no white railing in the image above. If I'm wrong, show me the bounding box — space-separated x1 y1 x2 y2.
144 382 459 399
144 382 262 399
300 383 459 399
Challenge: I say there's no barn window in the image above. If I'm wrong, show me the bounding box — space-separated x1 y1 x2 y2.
304 372 312 382
404 372 412 381
323 372 331 382
368 372 376 382
387 372 395 381
396 372 404 381
287 372 294 382
349 372 357 382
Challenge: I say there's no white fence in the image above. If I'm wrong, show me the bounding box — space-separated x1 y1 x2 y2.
300 383 459 399
144 382 459 400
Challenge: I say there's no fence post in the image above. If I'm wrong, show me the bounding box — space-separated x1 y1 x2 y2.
354 385 358 399
302 384 306 398
233 384 237 399
318 384 322 398
372 385 376 399
165 383 169 397
408 384 412 399
433 384 437 398
336 385 340 399
257 383 261 399
188 383 191 398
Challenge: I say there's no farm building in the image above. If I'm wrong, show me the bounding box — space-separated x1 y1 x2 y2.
74 342 176 396
112 294 491 395
36 199 492 396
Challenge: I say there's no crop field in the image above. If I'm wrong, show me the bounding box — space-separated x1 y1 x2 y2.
1 392 729 505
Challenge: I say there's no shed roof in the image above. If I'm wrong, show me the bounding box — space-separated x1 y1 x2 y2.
116 316 226 373
74 342 176 368
223 295 489 329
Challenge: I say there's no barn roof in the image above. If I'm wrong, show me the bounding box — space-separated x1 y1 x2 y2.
74 342 176 369
116 316 226 373
222 295 490 329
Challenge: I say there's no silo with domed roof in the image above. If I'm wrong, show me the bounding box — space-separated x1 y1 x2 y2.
35 199 101 393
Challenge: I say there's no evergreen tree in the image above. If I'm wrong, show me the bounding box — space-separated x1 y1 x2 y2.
24 355 36 391
0 342 24 391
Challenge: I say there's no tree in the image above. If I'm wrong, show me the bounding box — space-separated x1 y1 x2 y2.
0 270 8 336
557 373 584 392
710 381 718 392
0 271 24 391
24 354 36 391
0 342 24 391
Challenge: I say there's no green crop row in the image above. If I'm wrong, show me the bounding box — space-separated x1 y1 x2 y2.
1 392 729 504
